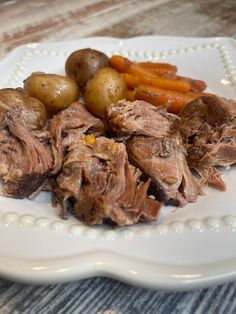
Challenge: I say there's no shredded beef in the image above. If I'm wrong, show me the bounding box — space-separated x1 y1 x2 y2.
104 100 178 141
127 136 202 206
1 91 235 224
0 102 53 198
106 99 201 206
53 136 161 226
49 102 105 174
175 95 236 190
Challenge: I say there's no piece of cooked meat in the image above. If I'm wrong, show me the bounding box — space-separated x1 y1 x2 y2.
104 99 178 141
49 102 105 174
0 103 53 198
53 136 161 226
105 99 201 206
174 95 236 190
127 136 202 207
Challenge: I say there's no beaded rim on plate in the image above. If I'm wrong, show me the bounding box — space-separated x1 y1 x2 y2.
5 40 236 91
1 211 236 240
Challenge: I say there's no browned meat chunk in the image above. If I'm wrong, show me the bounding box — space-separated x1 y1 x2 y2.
53 136 161 226
105 100 178 141
0 103 53 198
175 95 236 190
49 102 105 173
127 136 202 207
106 99 200 206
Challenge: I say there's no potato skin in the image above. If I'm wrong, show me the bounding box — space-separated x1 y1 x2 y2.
0 88 48 129
65 48 109 90
84 67 127 118
24 73 80 114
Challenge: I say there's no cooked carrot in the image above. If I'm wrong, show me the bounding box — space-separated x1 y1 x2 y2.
126 89 136 101
121 72 190 93
160 72 207 92
137 61 177 73
110 55 158 77
121 73 138 89
132 62 207 92
181 77 207 92
109 55 133 72
110 55 190 93
141 67 178 77
134 85 204 114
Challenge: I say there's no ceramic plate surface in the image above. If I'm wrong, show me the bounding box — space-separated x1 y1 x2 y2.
0 36 236 291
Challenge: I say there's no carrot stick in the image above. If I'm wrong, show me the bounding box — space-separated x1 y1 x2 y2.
134 85 204 114
138 67 177 77
121 72 190 93
109 55 133 72
179 76 207 92
110 56 190 93
137 61 177 73
110 55 159 77
126 89 135 101
160 72 207 92
121 73 139 89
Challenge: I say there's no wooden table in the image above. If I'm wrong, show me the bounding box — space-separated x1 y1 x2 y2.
0 0 236 313
0 0 235 58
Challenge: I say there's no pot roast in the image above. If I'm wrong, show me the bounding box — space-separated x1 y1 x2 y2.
104 99 178 141
105 99 202 206
0 93 235 226
53 136 161 226
175 95 236 190
0 101 53 198
49 102 104 174
127 136 202 207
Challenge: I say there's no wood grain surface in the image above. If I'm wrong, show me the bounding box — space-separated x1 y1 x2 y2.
0 0 235 58
0 0 236 313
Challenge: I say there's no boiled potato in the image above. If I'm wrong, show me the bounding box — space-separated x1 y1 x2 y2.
65 48 109 90
84 67 127 118
24 73 80 114
0 88 47 129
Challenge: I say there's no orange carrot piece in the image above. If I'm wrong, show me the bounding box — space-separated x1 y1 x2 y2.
160 72 207 92
137 61 177 73
142 67 178 77
134 85 204 114
109 55 133 72
121 72 190 93
110 56 190 93
121 73 140 89
181 77 207 92
126 89 136 101
110 55 158 77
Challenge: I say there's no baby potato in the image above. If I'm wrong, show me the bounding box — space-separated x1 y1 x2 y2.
65 48 109 90
84 67 127 118
0 88 47 129
24 73 80 114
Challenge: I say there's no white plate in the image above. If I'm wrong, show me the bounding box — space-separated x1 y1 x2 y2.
0 36 236 291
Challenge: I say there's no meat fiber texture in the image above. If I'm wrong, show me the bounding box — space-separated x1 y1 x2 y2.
0 100 160 226
127 136 201 207
175 95 236 190
0 101 104 199
0 95 235 226
104 99 177 141
49 102 105 174
105 100 202 207
53 136 160 226
0 101 52 198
